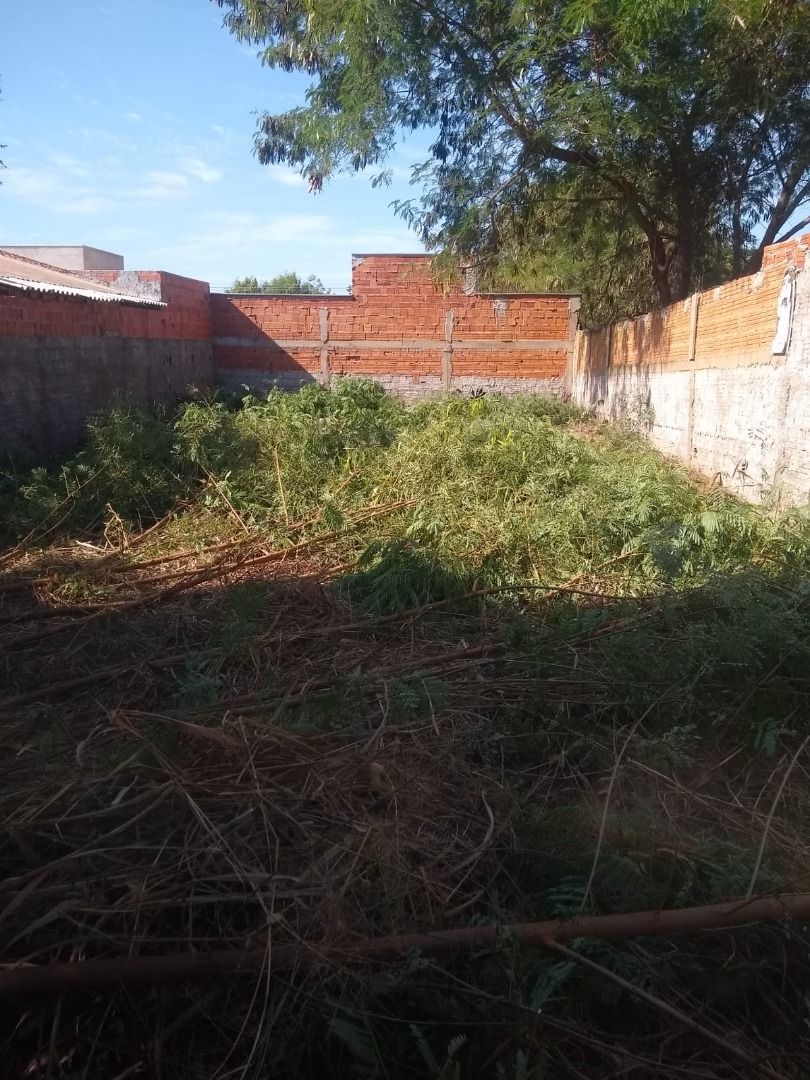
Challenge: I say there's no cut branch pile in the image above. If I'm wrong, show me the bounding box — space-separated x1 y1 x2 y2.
2 498 809 1078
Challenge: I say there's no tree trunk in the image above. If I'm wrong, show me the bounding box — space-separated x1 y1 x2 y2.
745 164 810 274
604 175 674 306
745 243 766 275
648 232 673 306
674 234 694 303
731 200 744 277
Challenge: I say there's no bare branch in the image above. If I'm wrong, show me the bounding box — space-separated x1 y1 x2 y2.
2 893 809 996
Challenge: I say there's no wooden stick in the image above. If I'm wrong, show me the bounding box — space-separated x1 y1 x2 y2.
273 446 290 526
1 893 807 997
277 580 635 648
747 732 810 898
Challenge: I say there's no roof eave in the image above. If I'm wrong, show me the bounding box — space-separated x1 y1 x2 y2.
0 277 166 308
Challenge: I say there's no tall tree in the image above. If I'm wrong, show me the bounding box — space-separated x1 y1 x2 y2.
228 271 328 293
218 0 810 315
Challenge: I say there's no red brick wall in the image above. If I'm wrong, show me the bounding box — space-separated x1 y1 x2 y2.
574 231 810 377
761 233 808 271
0 272 212 339
213 255 577 396
0 270 214 460
571 232 810 505
0 271 212 342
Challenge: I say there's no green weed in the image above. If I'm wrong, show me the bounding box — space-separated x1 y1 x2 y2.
5 383 810 1078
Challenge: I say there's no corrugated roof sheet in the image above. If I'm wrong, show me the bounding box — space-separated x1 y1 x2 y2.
0 250 165 307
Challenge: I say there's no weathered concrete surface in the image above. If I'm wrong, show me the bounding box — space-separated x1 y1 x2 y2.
0 337 214 460
571 261 810 506
218 368 565 401
217 367 322 395
450 374 564 397
75 271 163 302
2 246 124 272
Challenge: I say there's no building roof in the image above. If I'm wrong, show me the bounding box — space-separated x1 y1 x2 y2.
0 249 165 307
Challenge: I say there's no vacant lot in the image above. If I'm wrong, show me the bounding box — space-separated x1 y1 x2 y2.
2 382 810 1079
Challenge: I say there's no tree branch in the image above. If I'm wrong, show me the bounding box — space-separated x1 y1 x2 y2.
2 893 808 996
774 213 810 246
752 158 810 257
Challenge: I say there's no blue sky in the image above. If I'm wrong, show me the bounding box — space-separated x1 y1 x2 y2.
1 0 426 290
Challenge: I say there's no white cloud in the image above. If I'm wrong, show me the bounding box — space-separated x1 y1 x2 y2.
142 211 337 275
349 228 424 251
99 225 151 244
2 160 201 214
262 213 334 242
74 126 137 151
127 111 142 123
3 167 57 199
182 157 223 183
145 170 189 189
1 166 111 216
138 171 190 200
137 184 186 201
49 153 92 178
127 203 425 288
266 165 307 188
60 195 111 215
194 210 334 245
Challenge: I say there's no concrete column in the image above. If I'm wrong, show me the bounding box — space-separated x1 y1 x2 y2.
319 307 331 388
687 292 700 363
442 308 454 390
564 296 581 396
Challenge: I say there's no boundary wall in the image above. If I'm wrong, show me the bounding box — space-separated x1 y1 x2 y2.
212 255 579 399
571 234 810 504
0 268 213 459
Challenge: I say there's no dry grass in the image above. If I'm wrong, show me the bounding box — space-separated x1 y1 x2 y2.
2 388 810 1078
1 517 809 1078
0 522 520 1077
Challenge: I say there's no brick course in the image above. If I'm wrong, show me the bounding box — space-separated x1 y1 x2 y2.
572 231 810 505
211 255 577 395
0 270 214 460
577 232 810 375
6 236 808 469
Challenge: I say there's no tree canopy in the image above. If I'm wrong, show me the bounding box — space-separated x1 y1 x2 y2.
218 0 810 321
228 271 328 294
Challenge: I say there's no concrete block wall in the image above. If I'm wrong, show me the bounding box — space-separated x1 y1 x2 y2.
213 255 577 399
572 232 810 506
2 246 124 272
0 271 214 460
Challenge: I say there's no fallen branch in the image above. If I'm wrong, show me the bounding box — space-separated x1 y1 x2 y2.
0 590 490 713
277 580 636 648
0 499 414 626
0 464 111 571
1 893 807 997
747 730 809 898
